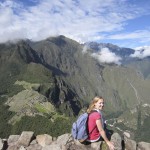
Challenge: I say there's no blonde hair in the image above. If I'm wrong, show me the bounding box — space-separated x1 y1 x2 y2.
87 96 104 113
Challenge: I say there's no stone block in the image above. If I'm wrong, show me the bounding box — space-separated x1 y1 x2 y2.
8 135 20 146
36 134 52 147
26 144 42 150
91 141 102 150
137 142 150 150
111 132 122 150
0 138 3 150
57 133 72 146
42 144 61 150
124 137 136 150
17 131 34 147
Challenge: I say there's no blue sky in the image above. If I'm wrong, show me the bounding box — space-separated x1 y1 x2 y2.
0 0 150 48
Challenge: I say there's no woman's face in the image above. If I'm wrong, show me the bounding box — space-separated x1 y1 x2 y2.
94 99 104 110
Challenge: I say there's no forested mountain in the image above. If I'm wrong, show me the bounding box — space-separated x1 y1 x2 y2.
0 36 150 142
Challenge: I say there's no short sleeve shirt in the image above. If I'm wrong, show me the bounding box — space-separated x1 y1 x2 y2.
87 112 101 140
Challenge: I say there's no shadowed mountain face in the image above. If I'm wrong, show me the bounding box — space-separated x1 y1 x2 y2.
0 36 150 141
0 40 82 117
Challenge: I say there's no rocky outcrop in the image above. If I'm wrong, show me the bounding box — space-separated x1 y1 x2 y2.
137 142 150 150
0 131 150 150
0 139 3 150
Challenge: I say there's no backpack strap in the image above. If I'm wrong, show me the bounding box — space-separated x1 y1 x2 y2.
88 124 97 135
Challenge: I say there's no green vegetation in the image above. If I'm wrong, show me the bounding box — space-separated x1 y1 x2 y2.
0 96 75 138
104 111 124 119
114 122 134 132
101 142 109 150
0 97 15 138
0 66 24 97
11 115 75 137
35 102 55 114
126 58 150 79
18 63 54 84
35 103 50 113
135 116 150 143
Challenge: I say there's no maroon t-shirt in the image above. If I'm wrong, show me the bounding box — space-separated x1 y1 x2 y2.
87 112 101 141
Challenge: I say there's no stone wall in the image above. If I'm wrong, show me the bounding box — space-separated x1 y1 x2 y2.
0 131 150 150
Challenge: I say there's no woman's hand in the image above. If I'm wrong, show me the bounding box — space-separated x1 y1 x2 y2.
96 119 115 150
106 141 115 150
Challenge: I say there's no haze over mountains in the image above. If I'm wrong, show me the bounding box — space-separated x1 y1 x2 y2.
0 35 150 142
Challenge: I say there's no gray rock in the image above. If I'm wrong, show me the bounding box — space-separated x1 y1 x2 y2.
19 146 26 150
74 139 83 146
26 144 42 150
42 144 62 150
137 142 150 150
73 140 100 150
36 134 52 147
111 132 122 150
0 138 3 150
52 137 57 141
123 131 130 138
17 131 34 147
123 131 135 141
8 135 20 146
91 141 102 150
57 133 72 146
124 136 136 150
68 144 91 150
30 139 37 145
73 140 89 149
7 145 19 150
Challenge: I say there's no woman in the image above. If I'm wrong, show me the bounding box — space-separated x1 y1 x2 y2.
86 96 114 150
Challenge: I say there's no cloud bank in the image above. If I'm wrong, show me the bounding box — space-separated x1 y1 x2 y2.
82 45 121 65
130 46 150 58
91 48 121 65
0 0 150 47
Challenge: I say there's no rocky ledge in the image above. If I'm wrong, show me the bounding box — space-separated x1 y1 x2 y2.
0 131 150 150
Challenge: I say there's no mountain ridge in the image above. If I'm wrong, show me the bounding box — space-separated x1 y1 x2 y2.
0 35 150 142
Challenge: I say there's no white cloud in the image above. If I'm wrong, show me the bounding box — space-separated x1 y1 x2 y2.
82 44 121 64
130 46 150 58
108 30 150 40
82 45 88 54
0 0 149 44
91 48 121 64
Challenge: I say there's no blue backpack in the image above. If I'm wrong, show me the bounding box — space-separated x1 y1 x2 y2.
71 113 89 142
71 110 104 142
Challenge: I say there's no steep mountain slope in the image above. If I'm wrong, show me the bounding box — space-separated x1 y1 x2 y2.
0 40 81 115
125 57 150 79
0 36 150 141
0 40 82 137
29 36 150 113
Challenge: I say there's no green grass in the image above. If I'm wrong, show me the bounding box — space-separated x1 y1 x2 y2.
0 97 15 138
135 116 150 142
11 115 74 137
35 103 48 113
35 103 55 114
19 63 54 83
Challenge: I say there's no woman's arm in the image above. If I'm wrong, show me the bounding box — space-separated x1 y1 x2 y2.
96 119 114 150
